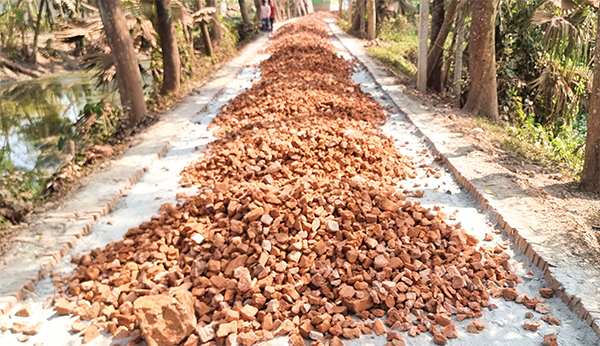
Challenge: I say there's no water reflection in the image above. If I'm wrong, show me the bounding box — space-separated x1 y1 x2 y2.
0 72 120 173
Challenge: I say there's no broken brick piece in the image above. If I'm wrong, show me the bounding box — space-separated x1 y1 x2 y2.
524 321 541 331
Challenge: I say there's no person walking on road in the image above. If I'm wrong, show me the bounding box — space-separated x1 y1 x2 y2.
260 0 271 32
268 0 275 33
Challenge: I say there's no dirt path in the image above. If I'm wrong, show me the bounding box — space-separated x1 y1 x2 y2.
0 15 597 346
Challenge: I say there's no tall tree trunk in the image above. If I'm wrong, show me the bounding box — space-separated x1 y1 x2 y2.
358 0 365 33
239 0 251 25
273 0 282 22
430 0 444 45
304 0 314 13
154 0 180 95
351 0 361 32
255 0 262 22
427 0 444 91
366 0 375 40
97 0 147 126
417 0 429 93
426 0 458 92
182 22 194 74
206 0 222 42
299 0 308 15
200 20 213 56
347 0 353 20
194 0 213 57
351 0 365 34
441 29 456 92
32 0 45 65
339 0 342 13
453 0 468 106
44 0 54 28
462 0 499 121
581 13 600 192
26 0 35 26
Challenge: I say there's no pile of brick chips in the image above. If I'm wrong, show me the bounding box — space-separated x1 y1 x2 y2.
45 15 560 346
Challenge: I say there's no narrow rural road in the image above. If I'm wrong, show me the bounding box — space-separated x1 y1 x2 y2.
0 15 597 346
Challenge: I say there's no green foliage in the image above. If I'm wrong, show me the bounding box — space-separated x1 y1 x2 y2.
73 102 123 144
503 115 585 173
495 0 594 173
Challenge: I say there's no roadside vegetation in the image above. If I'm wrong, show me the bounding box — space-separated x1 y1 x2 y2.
341 0 595 182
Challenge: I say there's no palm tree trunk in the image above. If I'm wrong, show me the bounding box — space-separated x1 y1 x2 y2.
426 0 445 92
430 0 444 45
155 0 181 95
462 0 499 120
581 13 600 192
351 0 365 35
97 0 147 126
273 0 282 22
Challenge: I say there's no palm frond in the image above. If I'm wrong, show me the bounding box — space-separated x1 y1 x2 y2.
531 5 596 63
531 59 590 124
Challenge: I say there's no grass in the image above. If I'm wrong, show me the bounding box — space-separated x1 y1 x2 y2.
367 41 417 78
461 115 583 176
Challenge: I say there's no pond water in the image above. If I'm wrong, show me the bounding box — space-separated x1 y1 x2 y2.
0 71 122 173
1 65 156 176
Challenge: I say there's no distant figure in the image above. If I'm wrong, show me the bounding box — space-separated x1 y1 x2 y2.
268 0 275 32
261 0 271 32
